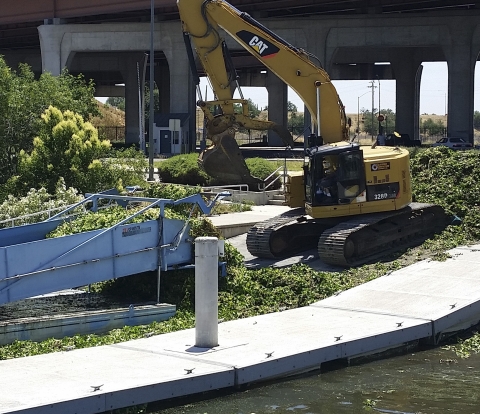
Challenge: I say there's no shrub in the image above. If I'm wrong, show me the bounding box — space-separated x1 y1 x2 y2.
245 157 280 189
157 153 210 186
143 183 201 200
410 147 480 242
5 106 147 198
0 178 82 228
157 154 280 190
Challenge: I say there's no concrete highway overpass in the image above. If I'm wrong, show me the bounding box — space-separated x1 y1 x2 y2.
1 0 479 146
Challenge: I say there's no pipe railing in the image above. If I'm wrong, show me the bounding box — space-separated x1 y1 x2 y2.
0 203 82 229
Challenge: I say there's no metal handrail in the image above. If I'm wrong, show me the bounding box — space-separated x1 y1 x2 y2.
0 203 81 228
264 165 286 191
202 184 250 193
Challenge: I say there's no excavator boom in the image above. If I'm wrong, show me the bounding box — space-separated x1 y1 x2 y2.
178 0 348 186
178 0 348 142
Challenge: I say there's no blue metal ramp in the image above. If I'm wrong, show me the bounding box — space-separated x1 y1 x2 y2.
0 192 226 305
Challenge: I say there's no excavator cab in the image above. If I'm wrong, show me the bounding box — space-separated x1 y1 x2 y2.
305 143 366 207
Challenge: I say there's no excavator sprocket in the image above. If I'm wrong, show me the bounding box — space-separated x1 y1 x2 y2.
246 203 448 267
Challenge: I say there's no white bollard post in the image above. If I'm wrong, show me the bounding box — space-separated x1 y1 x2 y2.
195 237 219 348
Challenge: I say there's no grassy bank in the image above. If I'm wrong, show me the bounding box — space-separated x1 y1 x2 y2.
2 148 480 361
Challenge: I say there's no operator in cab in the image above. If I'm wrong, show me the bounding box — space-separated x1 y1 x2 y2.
315 159 338 205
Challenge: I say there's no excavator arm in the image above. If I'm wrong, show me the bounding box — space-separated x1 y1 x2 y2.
177 0 349 186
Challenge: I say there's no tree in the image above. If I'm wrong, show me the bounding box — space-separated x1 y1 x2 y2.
287 101 298 113
288 112 305 136
421 118 445 137
106 97 125 111
474 111 480 130
144 83 160 114
360 109 378 136
0 57 100 185
7 106 146 197
234 98 260 118
360 108 396 136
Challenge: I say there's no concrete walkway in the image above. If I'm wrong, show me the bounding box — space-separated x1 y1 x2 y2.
208 204 291 238
1 242 480 413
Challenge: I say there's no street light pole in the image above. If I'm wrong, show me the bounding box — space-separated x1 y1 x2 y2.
368 80 376 141
378 78 381 134
148 0 155 181
357 90 370 135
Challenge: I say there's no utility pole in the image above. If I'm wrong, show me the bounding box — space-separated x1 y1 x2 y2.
148 0 155 181
368 80 377 141
378 78 382 135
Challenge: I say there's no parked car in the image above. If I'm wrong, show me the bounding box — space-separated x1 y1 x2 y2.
432 137 473 150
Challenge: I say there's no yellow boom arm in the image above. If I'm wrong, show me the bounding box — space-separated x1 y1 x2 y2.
177 0 349 144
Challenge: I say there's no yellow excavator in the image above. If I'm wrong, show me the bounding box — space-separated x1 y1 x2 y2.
177 0 447 267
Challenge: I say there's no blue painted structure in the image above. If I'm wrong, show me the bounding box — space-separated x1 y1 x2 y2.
0 192 228 305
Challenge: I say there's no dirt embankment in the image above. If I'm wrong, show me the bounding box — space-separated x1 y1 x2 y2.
91 101 126 128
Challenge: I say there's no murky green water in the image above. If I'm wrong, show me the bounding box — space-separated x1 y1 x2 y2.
156 347 480 414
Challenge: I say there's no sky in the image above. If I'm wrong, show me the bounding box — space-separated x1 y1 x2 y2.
199 62 480 116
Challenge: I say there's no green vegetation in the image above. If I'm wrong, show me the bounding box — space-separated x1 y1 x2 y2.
2 106 147 199
0 260 387 360
157 153 210 186
268 159 304 172
0 57 99 186
287 101 306 138
420 117 446 137
474 111 480 130
2 146 480 363
360 108 396 136
157 154 280 189
410 147 480 253
245 157 280 189
106 97 126 111
0 179 83 228
233 98 260 118
445 333 480 359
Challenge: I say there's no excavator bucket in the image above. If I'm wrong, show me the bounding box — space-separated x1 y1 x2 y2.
198 133 264 189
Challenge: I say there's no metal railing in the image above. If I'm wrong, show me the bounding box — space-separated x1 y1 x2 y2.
202 184 249 194
97 126 126 142
263 165 286 191
0 204 81 229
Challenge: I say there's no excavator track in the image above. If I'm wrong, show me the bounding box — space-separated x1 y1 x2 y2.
318 203 447 267
246 203 448 267
246 208 307 259
246 208 342 259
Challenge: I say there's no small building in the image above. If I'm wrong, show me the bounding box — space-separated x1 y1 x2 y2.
153 113 190 155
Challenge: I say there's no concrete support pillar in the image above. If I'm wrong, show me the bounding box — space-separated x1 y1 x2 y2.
444 44 476 143
266 71 288 146
38 24 71 75
391 53 422 141
164 42 193 114
155 58 171 113
164 39 196 152
121 54 146 145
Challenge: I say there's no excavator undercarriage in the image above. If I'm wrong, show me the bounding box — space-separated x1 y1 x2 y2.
246 203 448 267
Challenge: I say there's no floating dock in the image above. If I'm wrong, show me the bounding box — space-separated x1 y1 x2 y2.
1 243 480 413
